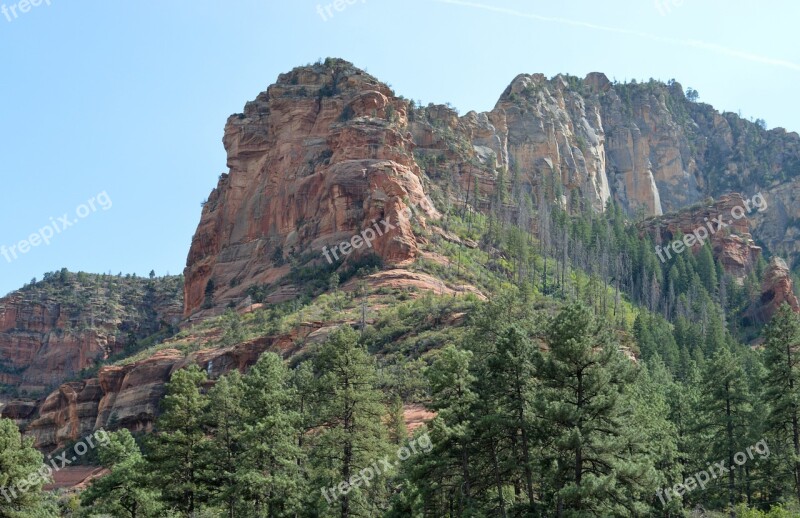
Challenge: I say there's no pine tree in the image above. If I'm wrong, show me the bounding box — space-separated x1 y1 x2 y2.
147 365 211 516
238 353 306 516
535 303 653 516
387 396 408 446
763 304 800 504
485 325 538 512
696 243 718 295
739 349 770 506
292 360 317 455
0 418 57 517
698 347 754 508
665 359 705 508
311 326 392 517
423 344 479 516
636 358 684 515
205 371 247 517
634 312 680 372
81 429 162 517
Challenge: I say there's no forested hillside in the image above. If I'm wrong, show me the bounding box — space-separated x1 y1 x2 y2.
2 60 800 517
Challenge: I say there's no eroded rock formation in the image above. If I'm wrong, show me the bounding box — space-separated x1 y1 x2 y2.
638 194 762 281
0 275 183 396
185 62 800 318
184 60 439 318
23 333 285 450
7 59 800 450
748 257 800 325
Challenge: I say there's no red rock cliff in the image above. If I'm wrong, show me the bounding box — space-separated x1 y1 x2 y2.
638 193 762 281
184 59 438 318
24 322 324 451
747 257 800 325
0 274 183 397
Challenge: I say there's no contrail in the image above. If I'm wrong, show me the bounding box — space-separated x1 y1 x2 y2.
433 0 800 72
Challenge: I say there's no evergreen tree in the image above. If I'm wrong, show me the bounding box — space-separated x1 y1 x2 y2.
238 353 306 516
665 359 706 509
422 344 480 516
485 324 538 512
698 347 754 508
637 358 684 515
387 396 408 446
0 418 57 518
205 371 247 517
81 429 162 517
634 312 680 371
696 243 718 295
535 303 654 516
311 326 392 517
763 304 800 505
292 360 317 456
147 365 211 516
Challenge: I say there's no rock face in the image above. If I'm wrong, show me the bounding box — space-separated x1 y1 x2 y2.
23 332 288 450
0 274 183 397
492 74 612 212
185 62 800 318
638 194 762 281
430 74 800 264
748 257 800 325
184 59 439 317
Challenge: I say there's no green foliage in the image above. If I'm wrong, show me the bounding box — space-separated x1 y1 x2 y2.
70 156 800 517
733 503 798 517
318 82 339 98
310 326 393 516
0 418 58 517
147 365 211 515
237 353 306 514
696 346 756 508
220 309 245 346
80 429 163 517
339 104 356 122
248 253 384 304
2 270 183 395
762 304 800 505
536 303 654 515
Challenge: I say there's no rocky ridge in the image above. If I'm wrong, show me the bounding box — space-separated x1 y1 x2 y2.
184 60 800 319
748 257 800 325
0 273 183 397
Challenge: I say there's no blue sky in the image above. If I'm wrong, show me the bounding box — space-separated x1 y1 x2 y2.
1 0 798 296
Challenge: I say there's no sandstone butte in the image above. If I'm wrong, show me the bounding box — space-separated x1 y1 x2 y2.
2 58 800 453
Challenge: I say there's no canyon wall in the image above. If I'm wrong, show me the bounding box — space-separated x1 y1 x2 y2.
184 61 800 318
0 274 183 396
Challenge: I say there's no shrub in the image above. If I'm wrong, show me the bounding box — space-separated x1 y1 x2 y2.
339 104 356 122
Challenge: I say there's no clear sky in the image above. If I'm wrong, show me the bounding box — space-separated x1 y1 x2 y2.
1 0 798 296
